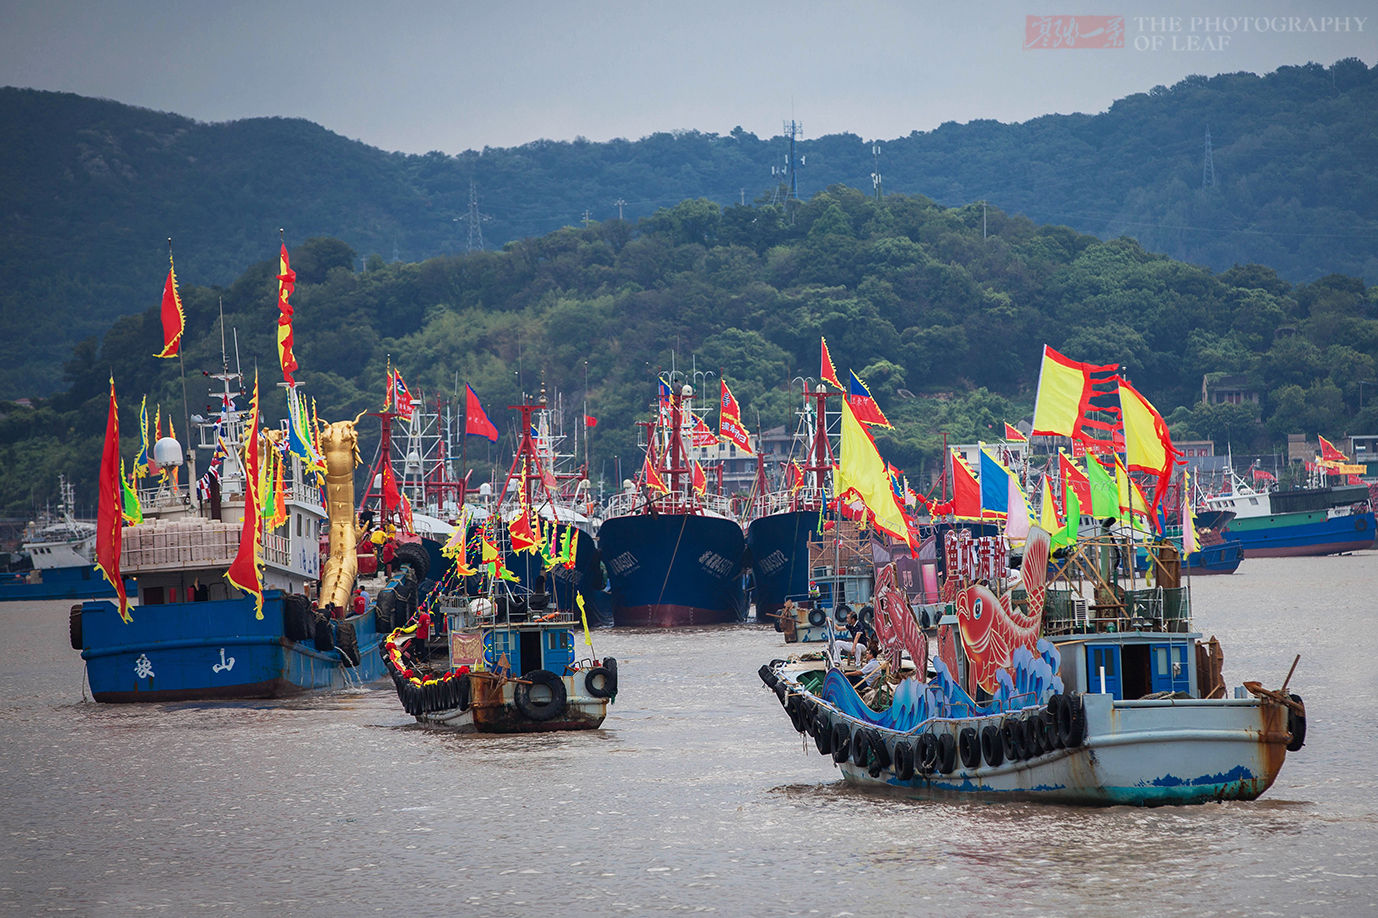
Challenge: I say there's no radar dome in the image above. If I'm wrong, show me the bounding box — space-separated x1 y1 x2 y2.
152 437 184 468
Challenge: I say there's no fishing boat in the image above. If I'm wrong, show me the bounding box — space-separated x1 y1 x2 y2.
597 381 746 627
777 518 875 643
381 543 617 732
761 526 1306 805
747 384 835 625
74 366 402 702
0 475 135 601
1201 473 1375 558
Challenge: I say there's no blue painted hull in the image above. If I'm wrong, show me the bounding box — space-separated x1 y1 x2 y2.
1187 540 1243 574
597 513 746 627
0 565 135 602
1223 509 1376 558
79 591 386 702
746 510 817 621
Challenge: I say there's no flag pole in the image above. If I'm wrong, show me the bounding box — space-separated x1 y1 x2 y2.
171 237 197 494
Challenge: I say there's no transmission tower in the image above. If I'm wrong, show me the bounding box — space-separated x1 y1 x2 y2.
459 181 491 251
1202 128 1216 188
613 198 627 220
871 144 883 200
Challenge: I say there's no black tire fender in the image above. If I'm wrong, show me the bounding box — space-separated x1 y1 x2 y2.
1286 693 1307 751
831 721 851 763
514 669 568 722
918 733 939 774
1001 719 1023 762
981 724 1005 767
936 732 958 774
69 604 83 650
893 739 916 780
807 608 827 627
1058 692 1087 748
336 620 360 667
586 664 617 698
958 727 981 769
813 710 833 756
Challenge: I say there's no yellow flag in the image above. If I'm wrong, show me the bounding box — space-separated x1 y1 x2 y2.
576 591 592 647
1040 475 1061 533
1032 345 1090 437
834 399 912 549
1118 377 1176 476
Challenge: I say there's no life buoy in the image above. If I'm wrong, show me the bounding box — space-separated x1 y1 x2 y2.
981 724 1005 767
1286 693 1307 751
514 669 568 721
936 733 958 774
1058 693 1087 747
893 739 916 780
958 727 981 769
808 609 827 627
831 721 852 763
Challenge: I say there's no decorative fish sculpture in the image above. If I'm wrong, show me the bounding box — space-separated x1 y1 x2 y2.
873 562 928 679
954 525 1051 693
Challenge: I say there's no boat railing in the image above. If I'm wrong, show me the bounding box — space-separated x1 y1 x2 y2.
1042 534 1193 635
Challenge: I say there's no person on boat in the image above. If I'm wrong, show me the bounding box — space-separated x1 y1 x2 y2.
382 538 398 578
370 527 387 568
352 589 366 616
326 601 343 620
358 584 370 610
843 609 867 661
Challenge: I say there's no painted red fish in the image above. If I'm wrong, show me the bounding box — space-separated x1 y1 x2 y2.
954 526 1050 693
873 562 927 677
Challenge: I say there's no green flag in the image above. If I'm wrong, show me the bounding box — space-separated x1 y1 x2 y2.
1086 455 1118 520
1054 483 1079 548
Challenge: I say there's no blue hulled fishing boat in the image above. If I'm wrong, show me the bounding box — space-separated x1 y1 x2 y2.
75 368 398 702
597 381 745 627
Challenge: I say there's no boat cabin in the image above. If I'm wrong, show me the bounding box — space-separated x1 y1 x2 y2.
1049 631 1200 700
443 596 578 676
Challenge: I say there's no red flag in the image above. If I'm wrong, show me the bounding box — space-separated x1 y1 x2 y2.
225 373 264 619
786 460 805 493
950 451 982 520
464 384 499 442
276 243 298 384
153 257 184 359
820 337 842 389
508 512 539 553
381 463 401 519
689 413 718 447
718 379 753 455
391 370 415 421
1059 451 1092 512
1004 422 1026 442
691 459 707 495
1318 435 1347 462
95 376 131 622
846 370 891 428
584 415 598 428
642 452 669 494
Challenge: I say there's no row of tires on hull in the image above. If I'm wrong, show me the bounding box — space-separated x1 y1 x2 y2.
759 664 1087 780
384 648 619 720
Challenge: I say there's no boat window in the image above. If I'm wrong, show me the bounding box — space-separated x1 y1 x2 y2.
1249 498 1259 505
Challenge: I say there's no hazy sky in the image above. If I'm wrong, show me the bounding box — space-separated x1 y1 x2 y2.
3 0 1374 153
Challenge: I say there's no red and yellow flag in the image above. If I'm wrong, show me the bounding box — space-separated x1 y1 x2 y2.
508 512 539 554
691 459 707 495
642 452 669 494
154 256 184 359
276 243 298 384
225 373 264 619
820 337 842 390
95 376 131 622
719 378 753 455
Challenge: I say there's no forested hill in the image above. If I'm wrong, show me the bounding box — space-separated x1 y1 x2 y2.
3 56 1377 397
2 190 1374 516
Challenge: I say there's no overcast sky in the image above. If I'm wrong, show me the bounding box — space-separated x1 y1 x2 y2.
2 0 1374 154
